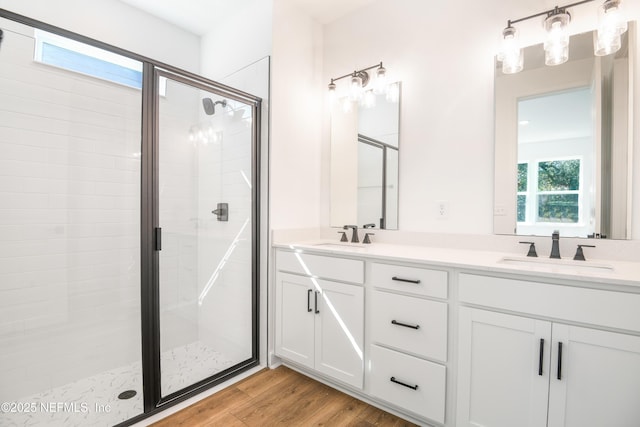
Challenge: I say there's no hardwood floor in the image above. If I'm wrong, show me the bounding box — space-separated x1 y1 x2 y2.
151 366 419 426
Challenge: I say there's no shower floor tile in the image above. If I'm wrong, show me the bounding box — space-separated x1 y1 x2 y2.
1 341 235 427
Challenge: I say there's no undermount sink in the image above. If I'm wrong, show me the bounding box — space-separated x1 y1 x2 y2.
498 256 614 274
311 242 369 250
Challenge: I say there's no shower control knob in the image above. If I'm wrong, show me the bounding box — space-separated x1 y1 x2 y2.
212 203 228 221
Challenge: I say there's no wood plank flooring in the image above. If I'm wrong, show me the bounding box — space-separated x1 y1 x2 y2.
151 366 419 426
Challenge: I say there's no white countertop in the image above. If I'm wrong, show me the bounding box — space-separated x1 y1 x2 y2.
274 240 640 289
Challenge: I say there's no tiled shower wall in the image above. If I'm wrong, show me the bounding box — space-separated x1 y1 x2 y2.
196 105 254 362
0 24 142 400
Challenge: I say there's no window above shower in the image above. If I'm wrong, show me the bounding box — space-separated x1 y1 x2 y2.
33 29 167 95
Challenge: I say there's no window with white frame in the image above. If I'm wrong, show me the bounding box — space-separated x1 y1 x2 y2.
517 158 582 225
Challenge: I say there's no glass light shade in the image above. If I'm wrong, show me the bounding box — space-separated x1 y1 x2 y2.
385 82 400 103
594 31 621 56
362 90 376 108
374 65 387 94
349 74 363 101
544 11 571 66
327 81 337 106
500 26 523 74
594 0 627 56
342 97 353 113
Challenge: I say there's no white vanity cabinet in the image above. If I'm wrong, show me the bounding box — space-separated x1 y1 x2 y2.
274 250 365 389
367 262 449 424
456 273 640 427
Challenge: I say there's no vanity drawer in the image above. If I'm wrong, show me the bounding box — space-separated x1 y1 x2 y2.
371 290 447 362
459 273 640 333
370 262 447 298
276 250 364 284
369 344 446 424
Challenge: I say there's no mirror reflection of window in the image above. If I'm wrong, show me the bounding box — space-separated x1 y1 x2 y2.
516 88 593 237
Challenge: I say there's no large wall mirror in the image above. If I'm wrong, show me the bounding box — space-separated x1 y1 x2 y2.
494 24 634 239
330 84 400 229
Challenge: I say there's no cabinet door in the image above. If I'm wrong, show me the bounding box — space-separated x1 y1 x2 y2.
274 273 315 369
315 280 364 389
456 307 551 427
548 324 640 427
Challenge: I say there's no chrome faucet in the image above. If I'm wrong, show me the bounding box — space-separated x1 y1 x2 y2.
550 230 561 259
343 225 359 243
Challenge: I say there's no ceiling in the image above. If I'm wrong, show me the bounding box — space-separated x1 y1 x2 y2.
518 87 593 144
118 0 377 35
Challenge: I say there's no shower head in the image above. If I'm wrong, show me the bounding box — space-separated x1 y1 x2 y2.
202 98 227 115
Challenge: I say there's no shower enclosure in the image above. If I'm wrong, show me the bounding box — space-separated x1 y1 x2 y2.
0 11 260 427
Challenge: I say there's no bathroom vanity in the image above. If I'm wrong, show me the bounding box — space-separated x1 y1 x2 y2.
272 241 640 427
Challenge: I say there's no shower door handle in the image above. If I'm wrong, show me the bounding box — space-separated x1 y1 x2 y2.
212 203 228 221
154 227 162 251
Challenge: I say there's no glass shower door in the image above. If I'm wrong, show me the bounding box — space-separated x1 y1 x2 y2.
156 72 257 398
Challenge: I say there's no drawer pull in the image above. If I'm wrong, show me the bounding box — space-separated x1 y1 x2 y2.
390 376 419 390
391 319 420 330
307 289 312 313
391 276 421 284
538 338 544 376
557 342 563 380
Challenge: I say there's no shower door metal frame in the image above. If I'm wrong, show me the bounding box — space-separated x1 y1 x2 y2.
0 9 262 427
143 66 261 411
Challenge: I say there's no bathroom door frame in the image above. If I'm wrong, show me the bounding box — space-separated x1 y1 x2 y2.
141 65 262 413
0 9 262 427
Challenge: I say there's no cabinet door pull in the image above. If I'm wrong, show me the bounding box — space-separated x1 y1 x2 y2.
390 376 419 390
538 338 544 376
391 276 421 284
391 319 420 330
314 291 320 314
557 342 563 380
307 289 312 313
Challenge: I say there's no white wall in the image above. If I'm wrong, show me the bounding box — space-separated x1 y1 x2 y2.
270 0 324 230
322 0 640 237
200 0 272 81
0 0 201 72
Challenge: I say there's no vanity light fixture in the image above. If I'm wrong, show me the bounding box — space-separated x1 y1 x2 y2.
328 62 391 107
498 0 628 73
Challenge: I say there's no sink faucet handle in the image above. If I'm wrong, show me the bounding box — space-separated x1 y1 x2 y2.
550 230 561 259
363 233 375 244
519 241 538 257
363 223 376 229
343 225 359 243
337 231 348 242
574 244 596 261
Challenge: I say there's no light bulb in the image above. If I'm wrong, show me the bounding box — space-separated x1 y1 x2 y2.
374 65 387 94
349 74 363 102
544 10 571 66
499 26 523 74
594 0 627 56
